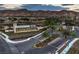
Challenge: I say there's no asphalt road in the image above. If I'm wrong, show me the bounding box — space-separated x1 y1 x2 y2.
13 35 44 53
0 35 73 54
0 28 74 54
0 37 19 54
0 37 11 54
0 33 68 54
26 38 73 54
13 37 65 54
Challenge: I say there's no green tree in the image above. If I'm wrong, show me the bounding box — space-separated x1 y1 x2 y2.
70 31 77 38
44 17 60 30
43 31 49 38
62 30 70 38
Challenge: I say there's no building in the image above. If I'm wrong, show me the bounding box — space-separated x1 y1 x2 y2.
0 10 79 33
0 16 45 33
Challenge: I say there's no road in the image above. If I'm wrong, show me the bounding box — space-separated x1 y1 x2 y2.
0 37 11 54
0 32 65 54
0 29 73 54
13 35 44 53
0 37 20 54
12 30 66 54
24 38 65 54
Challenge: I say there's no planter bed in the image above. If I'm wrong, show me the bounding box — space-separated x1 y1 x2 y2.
34 34 59 48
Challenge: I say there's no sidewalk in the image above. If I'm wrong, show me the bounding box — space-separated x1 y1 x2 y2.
61 38 79 54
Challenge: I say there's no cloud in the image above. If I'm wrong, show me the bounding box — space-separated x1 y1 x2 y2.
61 4 79 12
0 4 79 12
53 4 79 12
0 4 65 11
0 4 22 10
61 4 74 6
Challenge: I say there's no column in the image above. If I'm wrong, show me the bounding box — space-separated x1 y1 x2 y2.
13 23 17 33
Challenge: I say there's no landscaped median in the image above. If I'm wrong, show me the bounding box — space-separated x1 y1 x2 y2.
33 34 59 48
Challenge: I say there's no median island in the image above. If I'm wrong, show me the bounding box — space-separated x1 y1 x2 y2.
33 33 59 48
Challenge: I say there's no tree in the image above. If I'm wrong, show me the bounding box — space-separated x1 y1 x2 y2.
62 30 70 39
70 31 77 38
43 31 49 38
44 17 60 30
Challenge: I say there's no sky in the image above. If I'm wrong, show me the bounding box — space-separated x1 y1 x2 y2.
0 4 79 12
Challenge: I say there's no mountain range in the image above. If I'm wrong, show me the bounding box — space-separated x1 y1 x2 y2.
0 4 66 11
21 4 65 11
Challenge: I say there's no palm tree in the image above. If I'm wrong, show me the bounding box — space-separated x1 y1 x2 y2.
62 29 70 41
